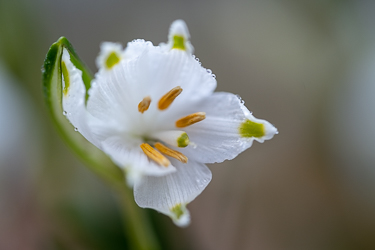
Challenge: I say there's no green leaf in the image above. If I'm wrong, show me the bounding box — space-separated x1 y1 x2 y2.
42 37 124 187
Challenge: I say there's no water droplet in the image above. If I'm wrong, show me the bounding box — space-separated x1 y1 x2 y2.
236 94 245 104
206 69 212 74
195 57 200 62
74 127 78 131
211 74 216 79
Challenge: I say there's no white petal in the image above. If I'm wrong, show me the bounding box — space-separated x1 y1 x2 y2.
123 39 153 61
161 20 194 54
241 106 279 143
95 42 123 71
61 49 98 146
101 136 176 186
151 130 189 148
134 159 211 227
86 43 216 138
176 92 278 163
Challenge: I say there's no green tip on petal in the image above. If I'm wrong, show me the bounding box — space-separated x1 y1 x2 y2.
170 203 184 220
172 35 186 51
61 61 70 96
239 119 265 138
177 133 189 147
105 52 120 69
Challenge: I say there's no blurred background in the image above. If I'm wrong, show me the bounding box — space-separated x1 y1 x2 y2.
1 0 375 249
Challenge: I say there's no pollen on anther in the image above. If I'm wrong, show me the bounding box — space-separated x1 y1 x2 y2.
175 112 206 128
158 86 183 110
138 96 152 113
140 143 170 167
154 142 188 163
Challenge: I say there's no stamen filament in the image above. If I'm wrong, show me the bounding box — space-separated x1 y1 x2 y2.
154 142 188 163
175 112 206 128
158 86 183 110
138 96 151 113
140 143 170 167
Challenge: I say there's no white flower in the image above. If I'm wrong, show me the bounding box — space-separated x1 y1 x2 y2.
60 20 278 226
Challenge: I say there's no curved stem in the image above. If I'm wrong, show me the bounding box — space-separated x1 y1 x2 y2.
116 186 160 250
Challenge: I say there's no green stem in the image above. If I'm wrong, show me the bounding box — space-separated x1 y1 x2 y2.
116 185 160 250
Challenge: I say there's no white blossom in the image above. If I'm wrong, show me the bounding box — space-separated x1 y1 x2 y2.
61 20 278 226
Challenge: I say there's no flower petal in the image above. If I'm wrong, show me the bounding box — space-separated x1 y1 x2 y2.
86 42 216 138
161 20 194 54
95 42 123 71
101 136 176 186
177 92 278 163
134 159 212 227
123 39 153 61
61 49 99 146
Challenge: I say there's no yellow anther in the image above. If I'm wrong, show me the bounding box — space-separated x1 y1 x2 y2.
158 86 183 110
140 143 170 167
154 142 188 164
175 112 206 128
138 96 151 113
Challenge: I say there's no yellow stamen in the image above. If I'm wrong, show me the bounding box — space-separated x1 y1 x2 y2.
138 96 151 113
158 86 183 110
140 143 170 167
175 112 206 128
154 142 188 163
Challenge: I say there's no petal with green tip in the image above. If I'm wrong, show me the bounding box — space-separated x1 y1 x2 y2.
42 37 124 185
177 92 278 163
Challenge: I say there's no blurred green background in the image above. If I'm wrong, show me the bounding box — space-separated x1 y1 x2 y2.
1 0 375 249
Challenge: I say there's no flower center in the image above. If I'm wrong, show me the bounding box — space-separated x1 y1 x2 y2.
136 86 206 166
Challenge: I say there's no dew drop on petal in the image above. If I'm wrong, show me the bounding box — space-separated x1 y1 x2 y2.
195 57 200 62
236 94 245 104
74 127 78 132
63 111 67 116
206 69 212 74
211 74 216 79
